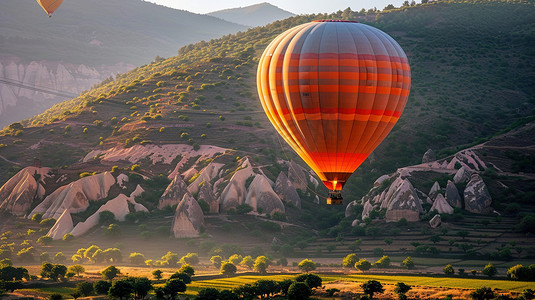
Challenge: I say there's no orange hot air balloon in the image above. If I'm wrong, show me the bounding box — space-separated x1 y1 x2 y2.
257 20 411 204
36 0 64 17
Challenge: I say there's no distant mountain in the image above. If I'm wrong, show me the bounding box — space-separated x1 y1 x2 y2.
0 0 247 127
207 2 295 27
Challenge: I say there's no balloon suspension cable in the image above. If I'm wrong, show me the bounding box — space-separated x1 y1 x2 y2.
273 130 328 201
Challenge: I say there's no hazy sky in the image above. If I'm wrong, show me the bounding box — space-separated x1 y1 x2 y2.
149 0 408 15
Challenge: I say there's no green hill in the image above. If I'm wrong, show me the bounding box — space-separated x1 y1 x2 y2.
1 0 534 200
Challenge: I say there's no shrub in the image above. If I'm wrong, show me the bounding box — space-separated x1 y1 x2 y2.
298 259 316 273
100 265 120 281
220 262 237 276
355 259 372 271
482 263 497 277
129 253 145 265
37 236 53 245
178 264 195 276
444 264 455 275
287 282 312 300
295 273 322 289
94 280 111 295
374 256 391 268
179 253 199 265
362 280 385 299
402 257 415 269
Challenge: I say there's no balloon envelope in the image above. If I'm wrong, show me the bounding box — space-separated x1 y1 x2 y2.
257 20 410 191
36 0 63 16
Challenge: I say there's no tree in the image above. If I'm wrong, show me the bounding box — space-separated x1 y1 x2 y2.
361 280 384 299
179 253 199 265
152 269 163 281
374 256 391 268
101 265 121 281
507 264 534 281
169 272 191 284
94 280 112 295
355 259 372 271
469 287 495 300
240 256 254 269
254 256 270 274
342 254 359 268
278 279 294 296
287 282 312 300
220 262 237 276
75 281 94 297
105 223 122 237
54 252 66 263
129 252 145 265
130 277 153 300
211 255 223 269
195 288 220 300
109 278 133 300
402 257 415 269
429 235 443 244
49 294 63 300
178 264 195 276
482 263 497 277
253 279 280 298
67 265 85 277
295 273 322 289
163 278 187 298
162 251 179 266
37 236 53 245
443 264 455 275
457 230 469 240
298 259 316 273
348 239 363 252
228 254 243 265
394 282 411 300
99 211 116 225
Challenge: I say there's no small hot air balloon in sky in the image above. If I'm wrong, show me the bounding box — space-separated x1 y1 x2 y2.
257 20 411 204
36 0 63 17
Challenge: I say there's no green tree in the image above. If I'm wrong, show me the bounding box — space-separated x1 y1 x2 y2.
401 257 415 269
129 252 145 265
298 259 316 273
220 262 237 276
228 254 243 265
355 259 372 271
75 281 94 297
54 252 66 263
152 269 163 280
240 256 254 269
482 263 497 277
287 282 312 300
295 273 322 289
101 265 120 281
342 253 359 268
195 288 220 300
211 255 223 268
130 277 153 300
253 256 270 274
178 264 195 276
163 278 187 298
169 272 191 284
99 211 116 225
374 256 391 268
67 265 85 277
394 282 411 300
108 278 132 300
94 280 111 295
162 251 179 266
253 279 280 298
179 253 199 265
443 264 455 275
469 287 495 300
361 280 384 299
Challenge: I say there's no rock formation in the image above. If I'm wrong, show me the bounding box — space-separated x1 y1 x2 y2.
422 149 436 163
430 194 454 214
197 182 218 214
345 200 359 218
374 175 390 187
453 167 470 184
117 174 129 189
429 214 442 228
361 201 373 220
382 177 423 222
445 180 462 208
171 194 205 238
0 166 49 216
220 158 255 210
274 172 301 209
29 172 115 219
245 174 285 214
158 174 191 209
464 174 492 214
187 162 224 195
287 161 310 191
46 209 73 240
428 182 441 199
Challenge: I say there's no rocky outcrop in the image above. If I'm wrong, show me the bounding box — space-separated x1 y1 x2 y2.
0 167 49 216
382 177 423 222
422 149 436 163
158 174 191 209
453 167 470 184
429 214 442 228
220 158 255 210
464 174 492 214
197 182 218 214
29 172 115 219
430 194 454 214
117 174 128 189
429 182 441 199
345 200 359 218
187 162 224 195
274 172 301 209
287 161 311 191
47 209 73 240
445 180 462 208
374 175 390 187
171 194 204 238
245 174 285 214
361 201 373 220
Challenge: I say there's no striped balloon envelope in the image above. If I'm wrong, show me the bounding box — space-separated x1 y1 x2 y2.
257 20 411 198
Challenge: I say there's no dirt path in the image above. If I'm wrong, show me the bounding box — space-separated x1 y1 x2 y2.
0 154 22 166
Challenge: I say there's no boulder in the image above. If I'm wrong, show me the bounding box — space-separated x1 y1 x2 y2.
287 161 309 191
220 158 255 210
373 175 390 187
171 194 204 238
313 195 320 204
274 172 301 209
245 174 285 214
361 201 373 221
383 177 423 222
345 200 359 218
445 180 462 208
117 174 129 189
430 194 454 214
0 166 49 216
454 167 470 184
351 219 359 227
47 209 73 240
158 174 191 209
429 214 442 228
422 149 436 163
29 172 115 219
464 174 492 214
197 182 218 214
428 182 441 199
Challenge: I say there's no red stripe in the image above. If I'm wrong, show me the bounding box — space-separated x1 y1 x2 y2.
289 53 409 64
279 108 402 117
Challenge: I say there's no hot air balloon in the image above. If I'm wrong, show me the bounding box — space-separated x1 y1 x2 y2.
257 20 411 204
36 0 63 17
